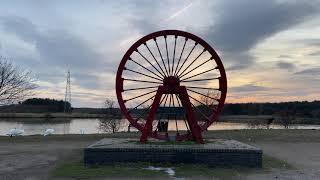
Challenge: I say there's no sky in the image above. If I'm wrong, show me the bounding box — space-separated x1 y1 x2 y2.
0 0 319 107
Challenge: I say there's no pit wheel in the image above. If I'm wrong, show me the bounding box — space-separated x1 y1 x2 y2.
116 30 227 143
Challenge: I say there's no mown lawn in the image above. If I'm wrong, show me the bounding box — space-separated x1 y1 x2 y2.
52 153 293 179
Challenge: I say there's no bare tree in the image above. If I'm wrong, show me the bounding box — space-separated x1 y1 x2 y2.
0 58 37 105
200 90 219 106
99 98 122 133
195 90 220 121
276 111 295 129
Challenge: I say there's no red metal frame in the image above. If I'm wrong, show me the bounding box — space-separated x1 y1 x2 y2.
140 77 204 143
116 30 227 143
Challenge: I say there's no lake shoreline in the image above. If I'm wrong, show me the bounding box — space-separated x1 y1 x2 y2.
0 112 107 118
0 113 319 125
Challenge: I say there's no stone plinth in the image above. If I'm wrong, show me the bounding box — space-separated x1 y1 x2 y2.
84 138 262 168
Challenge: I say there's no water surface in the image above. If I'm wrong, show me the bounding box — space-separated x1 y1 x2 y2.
0 118 319 136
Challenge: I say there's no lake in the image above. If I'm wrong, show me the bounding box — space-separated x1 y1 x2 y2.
0 118 320 136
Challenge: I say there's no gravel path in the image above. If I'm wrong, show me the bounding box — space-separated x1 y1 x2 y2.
246 142 320 180
0 140 91 180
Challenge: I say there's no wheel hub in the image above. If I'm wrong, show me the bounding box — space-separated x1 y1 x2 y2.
163 76 180 94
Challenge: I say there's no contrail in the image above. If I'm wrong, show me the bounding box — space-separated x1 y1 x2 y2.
164 2 194 22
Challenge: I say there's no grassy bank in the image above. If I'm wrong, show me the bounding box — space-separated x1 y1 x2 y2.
219 115 320 125
1 129 319 143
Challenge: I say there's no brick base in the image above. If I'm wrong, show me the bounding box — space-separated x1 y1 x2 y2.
84 138 262 168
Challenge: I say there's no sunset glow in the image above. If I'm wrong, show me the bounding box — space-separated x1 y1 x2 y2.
0 0 319 107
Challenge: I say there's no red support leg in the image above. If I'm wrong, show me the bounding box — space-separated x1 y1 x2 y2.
179 86 204 144
140 87 164 143
140 85 204 144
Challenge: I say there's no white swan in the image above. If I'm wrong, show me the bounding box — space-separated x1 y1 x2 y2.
43 128 54 136
7 128 24 137
79 128 86 134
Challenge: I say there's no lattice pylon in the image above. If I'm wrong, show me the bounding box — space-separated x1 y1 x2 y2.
64 70 71 113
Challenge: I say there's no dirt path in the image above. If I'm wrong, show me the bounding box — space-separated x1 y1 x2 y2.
246 142 320 180
0 140 92 180
0 136 320 179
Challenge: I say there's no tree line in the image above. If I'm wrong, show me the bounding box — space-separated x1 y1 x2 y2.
222 101 320 118
0 98 71 113
22 98 71 112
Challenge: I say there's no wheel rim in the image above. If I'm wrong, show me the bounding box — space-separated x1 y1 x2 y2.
116 30 227 140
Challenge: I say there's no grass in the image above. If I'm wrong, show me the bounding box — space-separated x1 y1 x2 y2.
52 154 293 179
0 129 302 178
203 129 320 143
53 162 166 178
1 129 320 143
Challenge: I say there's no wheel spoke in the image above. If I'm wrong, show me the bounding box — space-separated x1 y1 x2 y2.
188 94 210 108
164 36 171 75
185 86 220 91
171 36 177 76
181 67 218 81
171 94 179 132
181 77 220 83
175 94 189 131
157 94 169 120
157 94 169 122
179 57 213 79
187 88 220 102
125 67 162 81
175 42 197 76
135 94 168 122
190 101 210 121
124 86 158 92
154 38 169 76
144 43 168 77
134 104 152 121
128 94 156 112
129 58 163 79
123 78 162 84
136 50 166 78
168 93 172 108
178 49 206 78
173 38 187 76
161 93 169 107
124 89 157 102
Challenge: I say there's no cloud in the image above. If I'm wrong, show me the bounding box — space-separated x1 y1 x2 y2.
230 84 271 92
278 55 292 59
296 38 320 47
0 1 319 106
276 61 295 70
224 53 253 71
294 67 320 76
0 16 111 95
0 16 104 70
308 50 320 57
204 0 317 70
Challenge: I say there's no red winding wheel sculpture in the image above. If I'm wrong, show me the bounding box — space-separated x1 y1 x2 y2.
116 30 227 143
